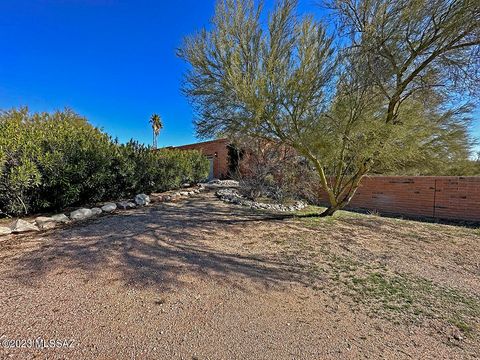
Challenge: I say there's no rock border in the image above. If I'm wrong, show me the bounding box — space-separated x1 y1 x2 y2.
215 188 307 212
200 179 240 189
0 186 207 238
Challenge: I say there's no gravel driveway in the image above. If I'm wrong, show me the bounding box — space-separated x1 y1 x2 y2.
0 192 478 359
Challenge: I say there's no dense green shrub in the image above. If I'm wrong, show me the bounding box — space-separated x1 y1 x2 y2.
0 108 209 216
109 141 209 197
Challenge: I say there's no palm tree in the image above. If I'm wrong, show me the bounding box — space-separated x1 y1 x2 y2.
149 113 163 149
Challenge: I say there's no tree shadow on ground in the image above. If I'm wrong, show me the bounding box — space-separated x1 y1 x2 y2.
6 196 319 294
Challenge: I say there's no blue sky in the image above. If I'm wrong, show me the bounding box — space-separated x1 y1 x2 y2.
0 0 479 150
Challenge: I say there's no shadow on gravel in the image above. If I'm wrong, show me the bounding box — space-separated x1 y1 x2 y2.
7 196 315 293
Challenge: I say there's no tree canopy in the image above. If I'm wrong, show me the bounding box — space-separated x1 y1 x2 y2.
179 0 479 215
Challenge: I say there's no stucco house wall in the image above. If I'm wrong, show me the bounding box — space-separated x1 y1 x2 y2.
173 138 230 179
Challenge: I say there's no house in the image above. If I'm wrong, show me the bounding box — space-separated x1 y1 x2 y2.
173 138 230 180
172 137 294 181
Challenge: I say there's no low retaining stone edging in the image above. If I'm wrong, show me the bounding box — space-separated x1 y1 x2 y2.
200 179 240 189
0 185 206 238
216 188 307 212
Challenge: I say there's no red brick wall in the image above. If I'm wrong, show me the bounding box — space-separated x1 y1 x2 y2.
174 139 230 179
318 176 480 222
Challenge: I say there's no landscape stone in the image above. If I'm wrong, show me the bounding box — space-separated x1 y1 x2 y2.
91 207 103 215
35 216 53 225
70 208 93 220
10 219 39 233
35 216 57 230
101 203 117 212
39 221 57 230
134 194 150 206
117 201 129 210
50 214 69 223
117 201 136 210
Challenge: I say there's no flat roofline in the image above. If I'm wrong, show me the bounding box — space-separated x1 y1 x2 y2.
172 138 229 148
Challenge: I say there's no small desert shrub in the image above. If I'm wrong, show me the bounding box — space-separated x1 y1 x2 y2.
0 107 209 216
233 138 314 203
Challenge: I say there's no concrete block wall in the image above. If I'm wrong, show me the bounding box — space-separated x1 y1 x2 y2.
172 138 480 222
318 176 480 222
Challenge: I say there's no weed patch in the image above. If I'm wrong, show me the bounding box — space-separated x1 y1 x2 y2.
324 254 480 336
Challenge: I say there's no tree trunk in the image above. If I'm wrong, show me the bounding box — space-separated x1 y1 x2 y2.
319 179 364 217
319 206 338 217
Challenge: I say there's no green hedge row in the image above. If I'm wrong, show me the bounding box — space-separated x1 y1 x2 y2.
0 108 209 216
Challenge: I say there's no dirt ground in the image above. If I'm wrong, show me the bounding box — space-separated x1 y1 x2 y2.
0 191 479 359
